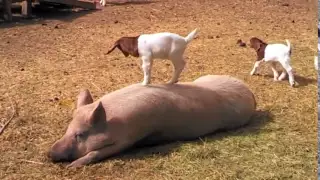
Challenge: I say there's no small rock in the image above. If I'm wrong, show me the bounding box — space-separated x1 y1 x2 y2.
236 39 246 47
239 42 246 47
215 35 220 38
114 20 119 24
292 20 295 23
6 41 10 44
63 71 69 75
20 68 25 71
54 25 59 29
207 35 214 39
54 97 59 101
217 22 220 25
282 3 289 6
42 23 47 26
236 39 242 44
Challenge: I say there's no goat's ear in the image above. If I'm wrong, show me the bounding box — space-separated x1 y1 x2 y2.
118 37 139 57
119 47 130 57
76 89 94 108
253 42 261 51
117 43 130 57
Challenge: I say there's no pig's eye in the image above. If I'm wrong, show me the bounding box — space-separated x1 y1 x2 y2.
75 132 85 142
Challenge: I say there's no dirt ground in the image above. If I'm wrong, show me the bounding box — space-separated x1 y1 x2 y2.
0 0 318 179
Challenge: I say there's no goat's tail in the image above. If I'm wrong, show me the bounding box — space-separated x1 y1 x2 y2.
185 28 199 43
106 42 119 54
285 39 291 55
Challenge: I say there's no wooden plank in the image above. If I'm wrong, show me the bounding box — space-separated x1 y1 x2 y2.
21 0 32 17
39 0 98 9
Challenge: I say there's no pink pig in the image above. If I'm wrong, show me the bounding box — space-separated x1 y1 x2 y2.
48 75 256 167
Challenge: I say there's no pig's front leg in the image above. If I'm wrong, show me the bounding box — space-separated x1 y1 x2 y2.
67 143 126 168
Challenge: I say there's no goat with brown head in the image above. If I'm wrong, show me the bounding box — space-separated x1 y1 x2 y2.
249 37 268 61
105 29 199 86
248 37 295 87
106 36 140 57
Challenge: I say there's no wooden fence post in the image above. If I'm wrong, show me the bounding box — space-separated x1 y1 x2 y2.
21 0 32 18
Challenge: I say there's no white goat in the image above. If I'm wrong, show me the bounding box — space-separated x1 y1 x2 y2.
249 37 295 87
106 28 199 85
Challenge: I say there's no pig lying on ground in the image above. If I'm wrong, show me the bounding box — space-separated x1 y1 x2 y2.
48 75 257 167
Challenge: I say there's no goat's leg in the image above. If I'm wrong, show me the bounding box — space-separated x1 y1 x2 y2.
279 59 295 87
141 56 153 86
278 71 287 81
270 62 279 81
167 57 186 84
250 60 263 75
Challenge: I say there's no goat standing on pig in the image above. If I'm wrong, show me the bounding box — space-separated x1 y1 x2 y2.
249 37 295 87
106 29 199 85
48 75 256 167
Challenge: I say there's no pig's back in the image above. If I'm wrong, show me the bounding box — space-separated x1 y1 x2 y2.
101 75 256 143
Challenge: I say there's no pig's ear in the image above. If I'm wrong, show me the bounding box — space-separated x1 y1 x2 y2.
88 101 106 124
77 89 94 108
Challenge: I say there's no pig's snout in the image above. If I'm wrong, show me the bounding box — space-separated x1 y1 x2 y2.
48 141 74 162
48 149 71 162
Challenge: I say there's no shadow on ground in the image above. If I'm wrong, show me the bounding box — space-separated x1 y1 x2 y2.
0 4 97 28
106 0 157 6
257 73 317 87
0 0 158 29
